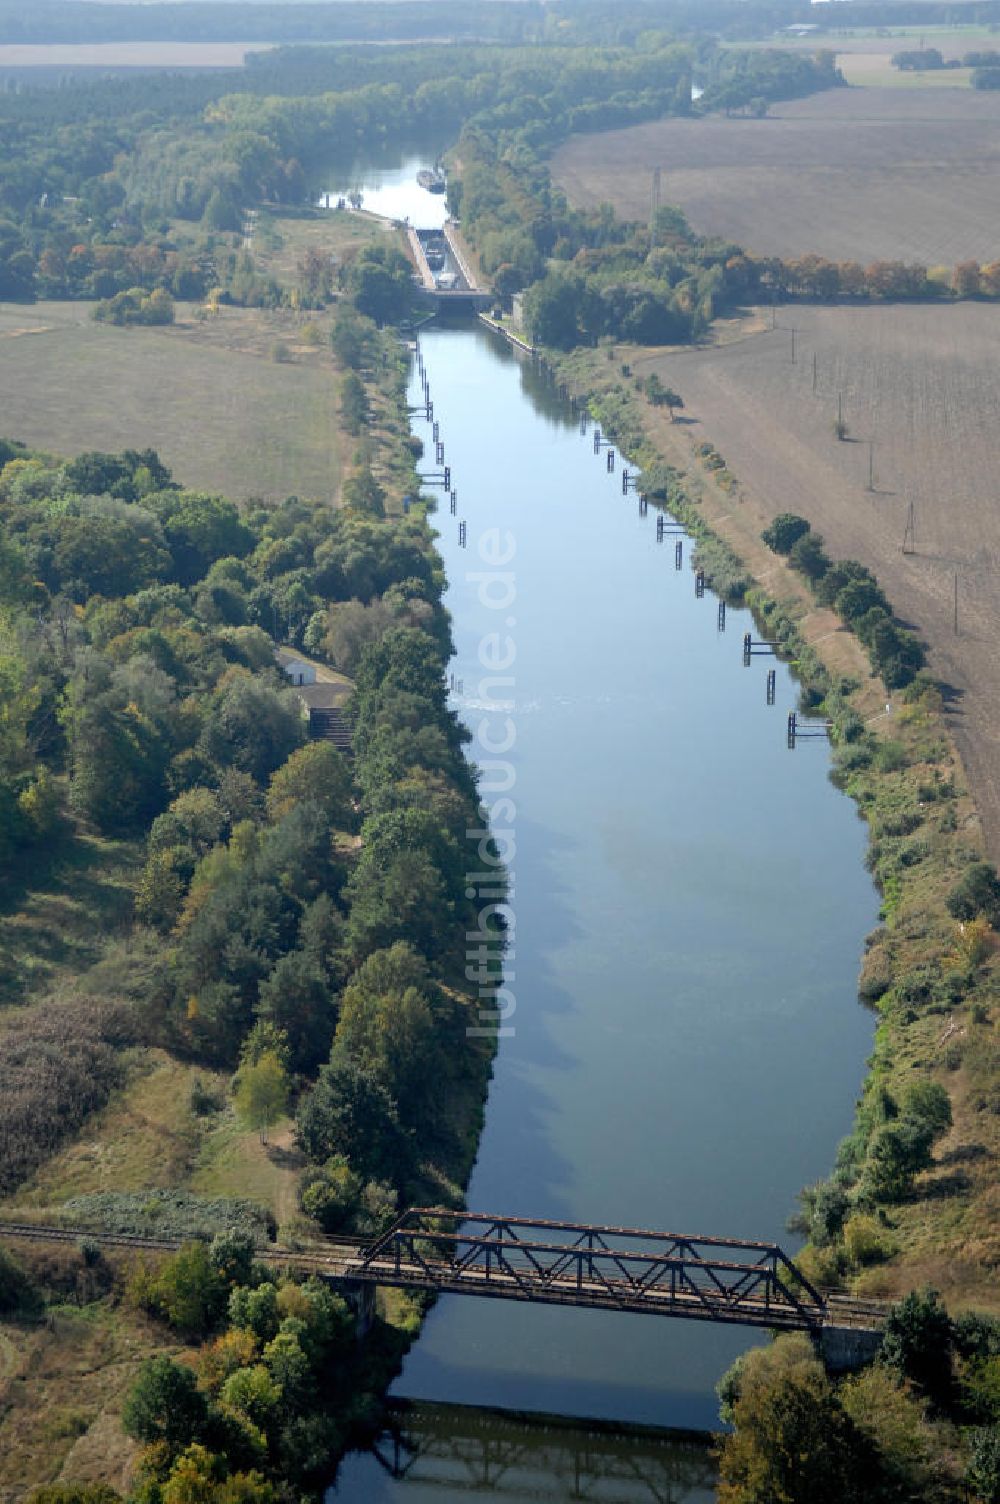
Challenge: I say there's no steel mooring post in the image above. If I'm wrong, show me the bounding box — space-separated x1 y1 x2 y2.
787 711 797 748
766 669 776 705
675 538 683 570
743 631 752 667
695 569 705 598
607 448 615 473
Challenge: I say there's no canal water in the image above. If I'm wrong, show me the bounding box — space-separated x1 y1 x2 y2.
330 170 879 1501
317 151 449 228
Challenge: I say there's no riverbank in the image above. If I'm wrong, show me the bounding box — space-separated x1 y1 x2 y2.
547 337 1000 1313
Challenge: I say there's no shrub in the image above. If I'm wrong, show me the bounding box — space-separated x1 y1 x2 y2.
858 945 892 1004
141 1241 227 1339
122 1356 209 1450
862 1118 935 1201
900 1079 952 1137
969 1426 1000 1503
948 863 1000 925
299 1155 361 1232
190 1076 223 1116
0 1245 41 1315
789 530 830 581
761 513 810 554
881 1288 954 1405
60 1190 275 1244
843 1214 890 1267
873 740 909 773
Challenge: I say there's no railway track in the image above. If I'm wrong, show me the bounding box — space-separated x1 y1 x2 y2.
0 1224 889 1331
0 1221 368 1267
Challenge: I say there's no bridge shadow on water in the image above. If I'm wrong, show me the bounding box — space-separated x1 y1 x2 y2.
340 1399 717 1503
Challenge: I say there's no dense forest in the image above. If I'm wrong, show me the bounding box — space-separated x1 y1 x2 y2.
0 301 506 1496
0 31 838 320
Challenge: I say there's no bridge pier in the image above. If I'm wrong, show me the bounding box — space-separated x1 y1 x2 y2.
342 1279 377 1342
819 1324 883 1374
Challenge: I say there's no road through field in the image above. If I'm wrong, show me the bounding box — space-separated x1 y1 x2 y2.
632 303 1000 857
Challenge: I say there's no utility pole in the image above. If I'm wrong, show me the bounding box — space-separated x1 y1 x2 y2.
790 328 796 364
902 499 916 555
867 441 874 492
812 351 817 393
954 572 959 635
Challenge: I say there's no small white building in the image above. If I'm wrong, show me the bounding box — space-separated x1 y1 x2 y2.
282 659 317 687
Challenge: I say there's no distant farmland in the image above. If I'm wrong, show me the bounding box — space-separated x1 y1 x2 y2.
0 42 275 68
552 88 1000 266
629 303 1000 853
0 301 343 504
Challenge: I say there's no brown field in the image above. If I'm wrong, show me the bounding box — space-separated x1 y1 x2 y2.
0 301 345 503
0 42 275 68
552 88 1000 265
627 302 1000 856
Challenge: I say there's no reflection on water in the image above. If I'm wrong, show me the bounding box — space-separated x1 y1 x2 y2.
330 320 878 1499
337 1402 716 1504
316 152 449 228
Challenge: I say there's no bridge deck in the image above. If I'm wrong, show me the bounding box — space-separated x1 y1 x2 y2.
0 1218 886 1334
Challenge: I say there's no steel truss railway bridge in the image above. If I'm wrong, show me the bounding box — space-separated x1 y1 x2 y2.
0 1208 885 1366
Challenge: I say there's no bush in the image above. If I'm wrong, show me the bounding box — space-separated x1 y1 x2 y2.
873 740 909 773
138 1241 228 1339
0 1245 41 1315
881 1288 954 1405
947 863 1000 926
842 1214 890 1267
969 1426 1000 1503
60 1190 275 1244
299 1155 361 1232
858 945 892 1004
862 1118 935 1201
190 1076 223 1116
789 530 830 581
762 513 811 554
122 1356 209 1451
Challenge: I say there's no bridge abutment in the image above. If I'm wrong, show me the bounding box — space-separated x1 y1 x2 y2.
819 1324 883 1373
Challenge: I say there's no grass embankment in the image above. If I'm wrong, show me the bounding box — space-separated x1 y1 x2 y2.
550 341 999 1312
